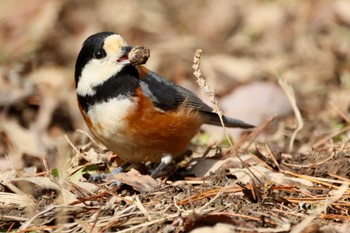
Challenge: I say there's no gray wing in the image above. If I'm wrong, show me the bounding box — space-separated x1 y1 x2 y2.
140 71 254 129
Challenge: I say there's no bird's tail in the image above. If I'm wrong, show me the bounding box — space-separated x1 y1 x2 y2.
206 112 254 129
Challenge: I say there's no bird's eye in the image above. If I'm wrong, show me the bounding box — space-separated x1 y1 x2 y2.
93 49 106 59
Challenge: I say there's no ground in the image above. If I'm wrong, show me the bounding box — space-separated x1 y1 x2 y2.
1 0 350 232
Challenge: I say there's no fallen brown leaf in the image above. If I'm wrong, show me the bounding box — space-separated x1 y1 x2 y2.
106 169 159 193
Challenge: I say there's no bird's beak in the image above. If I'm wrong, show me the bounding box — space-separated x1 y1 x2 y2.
117 46 133 64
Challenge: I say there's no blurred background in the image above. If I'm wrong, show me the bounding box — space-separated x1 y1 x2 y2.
1 0 350 170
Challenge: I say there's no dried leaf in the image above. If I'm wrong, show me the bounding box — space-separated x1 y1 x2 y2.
106 169 159 193
229 165 314 186
188 154 255 177
10 177 61 199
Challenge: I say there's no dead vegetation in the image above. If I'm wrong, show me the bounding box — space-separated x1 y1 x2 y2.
1 0 350 232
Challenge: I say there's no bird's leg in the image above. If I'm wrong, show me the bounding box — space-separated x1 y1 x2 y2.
150 154 174 178
150 150 193 178
86 162 132 183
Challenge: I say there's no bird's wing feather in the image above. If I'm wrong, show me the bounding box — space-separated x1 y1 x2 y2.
140 70 213 112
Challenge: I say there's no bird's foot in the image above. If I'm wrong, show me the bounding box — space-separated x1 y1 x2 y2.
84 162 131 185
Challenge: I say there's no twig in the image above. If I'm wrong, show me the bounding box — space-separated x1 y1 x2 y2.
199 185 229 212
328 173 350 182
16 225 58 233
284 170 350 193
237 115 277 150
312 125 350 148
173 196 186 212
76 129 106 149
278 79 303 152
319 214 350 220
134 195 151 220
284 140 343 169
19 205 56 230
65 134 80 155
89 208 101 233
42 157 51 176
329 100 350 124
265 144 281 171
282 150 335 168
6 222 15 233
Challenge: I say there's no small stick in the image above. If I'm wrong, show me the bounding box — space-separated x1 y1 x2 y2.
278 79 303 152
329 100 350 124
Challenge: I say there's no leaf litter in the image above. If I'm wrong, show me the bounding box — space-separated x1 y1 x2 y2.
1 1 350 232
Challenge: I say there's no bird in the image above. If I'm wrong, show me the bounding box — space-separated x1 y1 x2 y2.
75 32 254 179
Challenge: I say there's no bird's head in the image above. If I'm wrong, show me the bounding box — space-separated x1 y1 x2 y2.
75 32 133 96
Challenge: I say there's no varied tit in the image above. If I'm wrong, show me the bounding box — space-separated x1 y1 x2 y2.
75 32 254 179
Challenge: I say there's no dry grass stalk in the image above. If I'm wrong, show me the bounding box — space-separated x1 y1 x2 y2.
65 134 80 155
312 125 350 148
265 144 281 171
236 115 277 150
192 49 263 186
284 170 350 192
282 150 336 168
192 49 233 147
278 78 303 152
329 100 350 124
